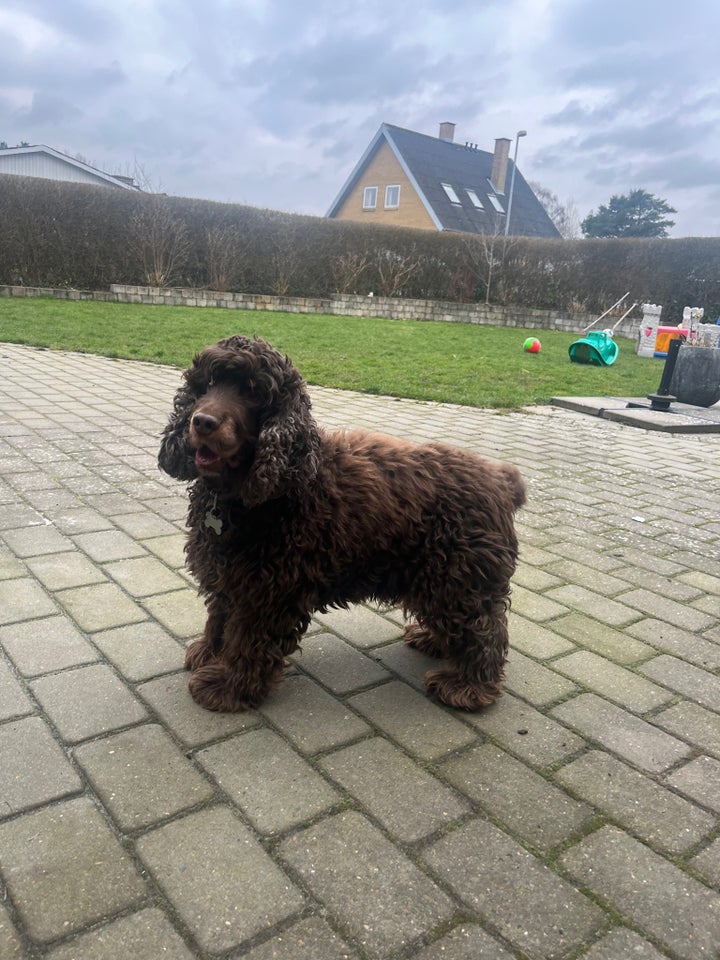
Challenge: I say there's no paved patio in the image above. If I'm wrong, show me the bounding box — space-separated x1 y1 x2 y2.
1 341 720 960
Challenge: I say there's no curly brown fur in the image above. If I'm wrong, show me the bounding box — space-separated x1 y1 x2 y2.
159 334 526 713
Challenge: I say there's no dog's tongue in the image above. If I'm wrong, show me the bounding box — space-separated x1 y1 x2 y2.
196 446 222 468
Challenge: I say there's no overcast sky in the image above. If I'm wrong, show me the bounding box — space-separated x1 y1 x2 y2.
2 0 719 237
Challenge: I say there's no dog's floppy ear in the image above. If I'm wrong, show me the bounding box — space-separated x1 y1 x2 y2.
240 356 320 507
158 375 200 481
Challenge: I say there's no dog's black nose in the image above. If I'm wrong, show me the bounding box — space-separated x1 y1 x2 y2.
191 411 222 435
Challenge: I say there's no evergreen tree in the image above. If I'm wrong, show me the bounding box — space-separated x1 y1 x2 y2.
581 189 676 238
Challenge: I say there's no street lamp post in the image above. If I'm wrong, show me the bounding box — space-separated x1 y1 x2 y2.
504 129 527 236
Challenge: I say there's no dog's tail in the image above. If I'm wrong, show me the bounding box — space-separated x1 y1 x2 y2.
499 463 527 511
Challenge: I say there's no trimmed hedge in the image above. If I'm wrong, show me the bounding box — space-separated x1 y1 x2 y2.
1 174 718 317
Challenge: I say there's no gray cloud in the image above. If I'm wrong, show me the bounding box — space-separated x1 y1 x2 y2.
0 0 719 235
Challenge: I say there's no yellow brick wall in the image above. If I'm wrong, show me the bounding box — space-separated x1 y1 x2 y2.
331 142 436 231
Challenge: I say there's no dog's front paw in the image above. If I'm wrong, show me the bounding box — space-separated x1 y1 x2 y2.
424 667 503 711
188 663 254 713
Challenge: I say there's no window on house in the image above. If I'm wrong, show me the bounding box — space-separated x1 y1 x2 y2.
363 186 378 210
384 184 400 208
441 182 461 204
487 193 505 213
466 189 484 209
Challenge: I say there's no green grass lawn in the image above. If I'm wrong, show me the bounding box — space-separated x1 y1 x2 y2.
0 296 662 408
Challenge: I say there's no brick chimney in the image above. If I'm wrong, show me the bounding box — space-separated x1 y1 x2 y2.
438 121 456 143
491 138 511 193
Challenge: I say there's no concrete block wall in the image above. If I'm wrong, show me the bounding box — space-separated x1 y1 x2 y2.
1 283 642 338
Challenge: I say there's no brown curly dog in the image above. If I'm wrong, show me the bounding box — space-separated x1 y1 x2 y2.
158 335 526 712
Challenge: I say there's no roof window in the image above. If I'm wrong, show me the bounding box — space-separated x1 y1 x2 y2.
486 193 505 213
466 189 484 209
441 182 461 204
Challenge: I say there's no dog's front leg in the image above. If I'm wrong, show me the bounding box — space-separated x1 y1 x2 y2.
184 599 226 672
187 617 287 712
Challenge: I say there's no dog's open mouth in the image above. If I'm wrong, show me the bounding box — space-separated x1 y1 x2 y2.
194 445 241 472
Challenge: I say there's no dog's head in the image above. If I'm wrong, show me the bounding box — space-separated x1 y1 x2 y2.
158 335 319 506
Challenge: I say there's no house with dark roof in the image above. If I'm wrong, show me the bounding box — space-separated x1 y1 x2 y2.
0 144 140 190
327 122 560 239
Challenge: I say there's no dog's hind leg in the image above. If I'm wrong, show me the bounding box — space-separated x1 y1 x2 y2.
422 598 509 710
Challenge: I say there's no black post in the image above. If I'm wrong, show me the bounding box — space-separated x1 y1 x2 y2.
646 337 683 411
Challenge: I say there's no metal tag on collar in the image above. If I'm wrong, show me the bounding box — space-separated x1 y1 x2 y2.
204 494 223 535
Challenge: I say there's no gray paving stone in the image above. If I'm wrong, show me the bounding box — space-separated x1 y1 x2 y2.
141 589 206 637
320 737 470 842
0 659 34 721
260 675 372 755
196 728 340 835
504 648 578 707
140 532 187 567
371 639 434 690
544 584 641 627
549 612 652 663
640 654 720 711
424 819 605 959
0 716 82 818
72 529 147 562
691 838 720 888
508 583 570 621
347 681 476 761
652 701 720 759
26 550 107 590
580 927 669 960
0 546 25 580
626 617 720 669
279 811 454 958
238 917 357 960
551 650 673 712
75 723 215 830
467 692 584 769
136 806 304 954
293 631 390 693
561 826 720 960
137 671 261 746
44 908 195 960
0 797 145 943
103 555 187 597
665 755 720 813
1 525 74 558
551 693 692 773
544 558 631 596
620 588 716 631
30 663 148 743
440 742 593 851
92 621 184 681
0 577 56 625
55 581 147 632
0 616 99 676
555 750 714 855
413 924 515 960
0 901 25 960
507 612 576 659
111 510 179 539
313 604 403 648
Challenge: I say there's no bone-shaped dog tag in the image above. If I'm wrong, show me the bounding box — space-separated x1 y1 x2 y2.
204 495 223 535
204 511 223 535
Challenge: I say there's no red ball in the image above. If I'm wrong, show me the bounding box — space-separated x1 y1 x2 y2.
523 337 541 354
